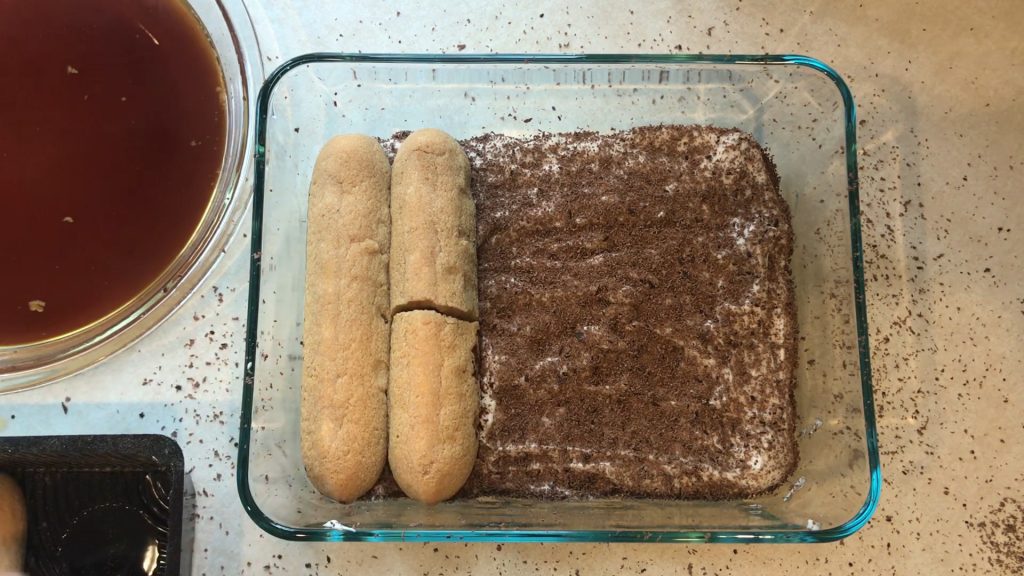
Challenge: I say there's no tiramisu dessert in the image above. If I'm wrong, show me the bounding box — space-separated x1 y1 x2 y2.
329 125 797 502
459 125 797 499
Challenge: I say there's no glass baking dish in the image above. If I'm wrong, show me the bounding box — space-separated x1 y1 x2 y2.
237 54 879 543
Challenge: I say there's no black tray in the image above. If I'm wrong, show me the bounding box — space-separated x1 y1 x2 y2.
0 434 192 576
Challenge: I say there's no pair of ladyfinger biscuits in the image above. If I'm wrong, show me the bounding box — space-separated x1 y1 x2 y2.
300 129 478 505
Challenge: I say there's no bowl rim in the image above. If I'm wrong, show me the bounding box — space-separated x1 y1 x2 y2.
237 52 880 544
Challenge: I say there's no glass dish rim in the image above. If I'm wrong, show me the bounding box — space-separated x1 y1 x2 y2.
237 52 880 543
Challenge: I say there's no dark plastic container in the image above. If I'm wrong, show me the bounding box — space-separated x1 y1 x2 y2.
0 434 192 576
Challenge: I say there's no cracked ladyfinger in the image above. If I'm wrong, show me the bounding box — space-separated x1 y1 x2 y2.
389 128 478 321
389 310 479 504
389 129 480 504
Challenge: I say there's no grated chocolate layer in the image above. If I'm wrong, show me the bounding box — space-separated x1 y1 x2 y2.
462 125 797 499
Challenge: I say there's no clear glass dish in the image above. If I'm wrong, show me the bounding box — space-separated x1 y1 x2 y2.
0 0 263 394
237 54 879 543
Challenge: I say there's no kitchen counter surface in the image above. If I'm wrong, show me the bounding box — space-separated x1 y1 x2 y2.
3 1 1022 574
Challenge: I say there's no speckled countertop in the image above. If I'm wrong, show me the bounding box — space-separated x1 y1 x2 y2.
3 1 1022 574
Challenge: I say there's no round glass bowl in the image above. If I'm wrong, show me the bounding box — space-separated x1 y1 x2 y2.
0 0 262 394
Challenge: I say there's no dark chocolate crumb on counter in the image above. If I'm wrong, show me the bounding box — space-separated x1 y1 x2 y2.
970 497 1024 573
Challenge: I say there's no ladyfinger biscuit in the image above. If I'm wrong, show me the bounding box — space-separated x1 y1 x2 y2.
389 310 479 504
0 473 26 573
390 129 478 320
301 135 390 503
